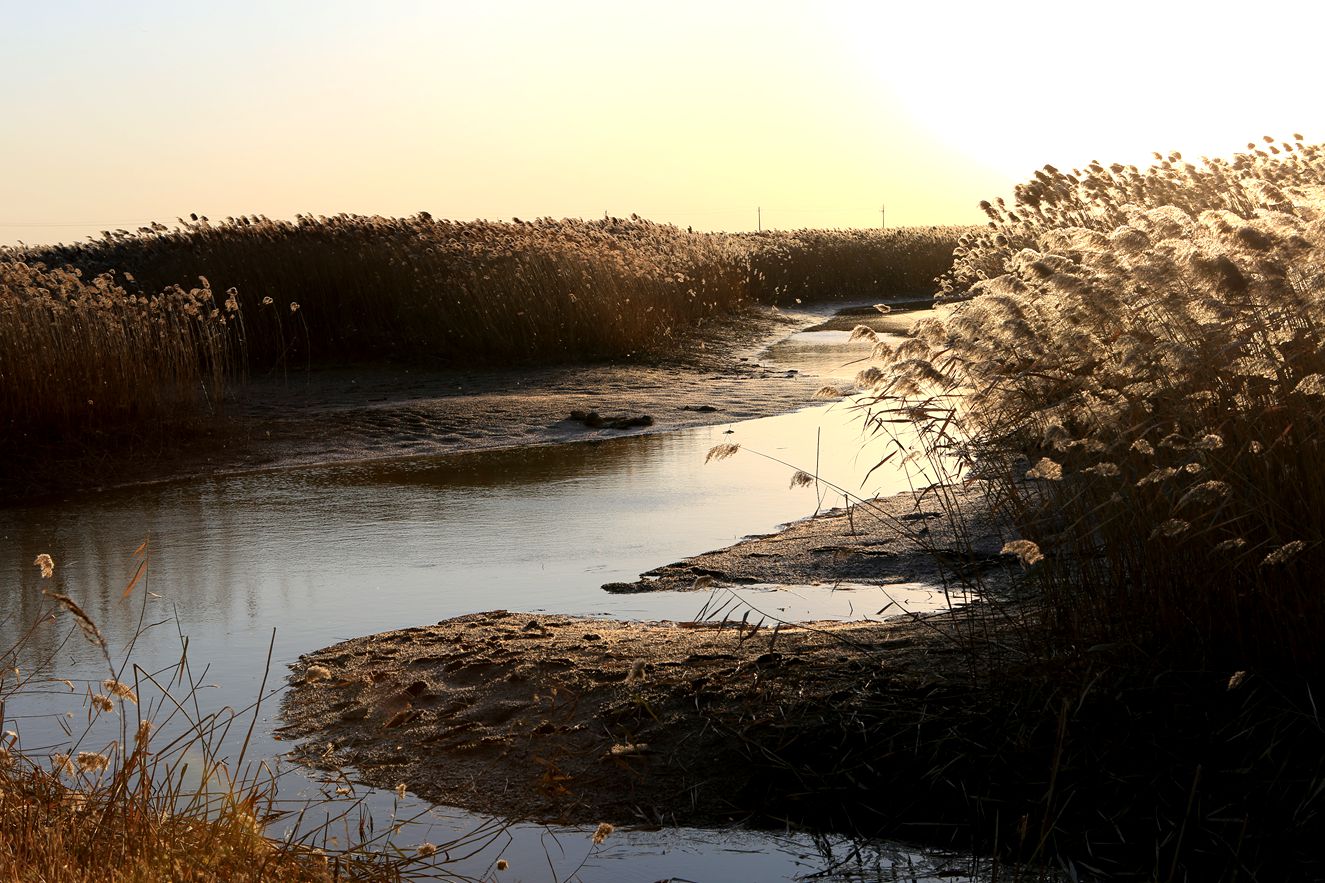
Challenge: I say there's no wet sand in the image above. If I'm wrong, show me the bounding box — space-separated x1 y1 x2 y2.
601 479 1012 595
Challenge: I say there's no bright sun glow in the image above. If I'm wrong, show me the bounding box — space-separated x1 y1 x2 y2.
1 0 1323 246
841 2 1322 177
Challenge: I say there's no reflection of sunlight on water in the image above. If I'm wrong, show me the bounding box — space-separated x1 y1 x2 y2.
691 582 972 626
763 329 880 383
0 314 991 881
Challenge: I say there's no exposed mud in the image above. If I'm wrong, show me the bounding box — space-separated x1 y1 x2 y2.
279 605 998 829
600 481 1015 595
278 482 1026 829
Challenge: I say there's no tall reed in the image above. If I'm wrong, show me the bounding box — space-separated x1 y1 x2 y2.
871 135 1325 670
16 216 966 368
0 262 236 444
3 216 964 450
741 226 963 302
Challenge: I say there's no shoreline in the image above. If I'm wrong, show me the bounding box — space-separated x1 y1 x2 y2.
279 600 1015 831
277 482 1025 829
1 297 932 507
277 463 1325 878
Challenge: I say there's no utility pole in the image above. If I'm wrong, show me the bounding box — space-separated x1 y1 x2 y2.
757 206 762 232
881 203 886 230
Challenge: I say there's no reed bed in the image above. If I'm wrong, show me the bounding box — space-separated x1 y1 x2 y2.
16 218 966 367
871 134 1325 670
3 217 964 447
741 226 965 302
0 262 236 444
846 136 1325 877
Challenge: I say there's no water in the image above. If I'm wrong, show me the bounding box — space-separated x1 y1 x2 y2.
0 313 981 881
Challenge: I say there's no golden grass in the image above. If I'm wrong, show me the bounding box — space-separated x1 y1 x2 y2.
870 134 1325 669
0 551 478 882
0 262 235 443
0 760 341 883
740 226 965 303
2 216 966 447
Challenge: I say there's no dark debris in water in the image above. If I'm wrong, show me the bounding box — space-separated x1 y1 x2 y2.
568 410 655 430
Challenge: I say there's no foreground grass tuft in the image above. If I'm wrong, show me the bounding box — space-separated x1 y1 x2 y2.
0 551 469 882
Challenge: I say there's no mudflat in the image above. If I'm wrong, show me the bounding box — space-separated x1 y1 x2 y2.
278 605 1000 828
279 482 1023 828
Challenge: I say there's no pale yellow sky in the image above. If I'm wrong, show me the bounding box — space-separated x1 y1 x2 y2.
2 1 1321 246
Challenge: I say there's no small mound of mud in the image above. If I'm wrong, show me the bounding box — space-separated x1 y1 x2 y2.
568 410 654 430
604 482 1016 594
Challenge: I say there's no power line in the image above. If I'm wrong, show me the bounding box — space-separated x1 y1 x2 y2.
0 220 158 228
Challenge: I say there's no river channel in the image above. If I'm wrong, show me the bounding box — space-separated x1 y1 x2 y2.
1 310 986 881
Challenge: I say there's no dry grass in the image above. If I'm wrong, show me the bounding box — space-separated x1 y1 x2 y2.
2 216 964 448
13 216 965 366
871 134 1325 671
0 551 491 882
0 262 236 444
836 135 1325 878
739 226 967 303
0 759 339 883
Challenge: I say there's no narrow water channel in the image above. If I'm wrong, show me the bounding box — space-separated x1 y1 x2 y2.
0 311 983 881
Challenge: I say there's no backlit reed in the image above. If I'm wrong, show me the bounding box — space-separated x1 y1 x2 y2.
870 134 1325 669
3 216 964 446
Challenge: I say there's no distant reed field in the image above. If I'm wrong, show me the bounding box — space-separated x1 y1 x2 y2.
0 262 235 443
1 217 964 445
871 135 1325 669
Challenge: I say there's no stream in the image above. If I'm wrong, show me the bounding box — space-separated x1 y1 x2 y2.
1 308 986 881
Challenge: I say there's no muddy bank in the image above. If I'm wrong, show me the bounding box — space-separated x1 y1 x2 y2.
275 466 1325 880
2 299 932 505
600 481 1016 595
278 605 1002 830
278 482 1028 831
799 296 937 336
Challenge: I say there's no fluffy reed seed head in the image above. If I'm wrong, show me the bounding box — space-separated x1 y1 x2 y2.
1002 540 1044 567
789 470 816 489
705 443 741 463
102 679 137 703
76 751 109 774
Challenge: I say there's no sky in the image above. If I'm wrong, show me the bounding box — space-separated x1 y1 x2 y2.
2 1 1322 246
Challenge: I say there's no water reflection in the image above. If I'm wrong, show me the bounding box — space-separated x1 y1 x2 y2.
0 315 982 880
763 329 877 383
4 397 932 677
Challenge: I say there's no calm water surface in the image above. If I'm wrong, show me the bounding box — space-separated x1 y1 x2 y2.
0 318 982 881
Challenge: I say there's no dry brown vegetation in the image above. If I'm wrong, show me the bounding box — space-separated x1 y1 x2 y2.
889 134 1325 669
843 135 1325 877
0 262 235 444
1 216 964 449
0 552 490 882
